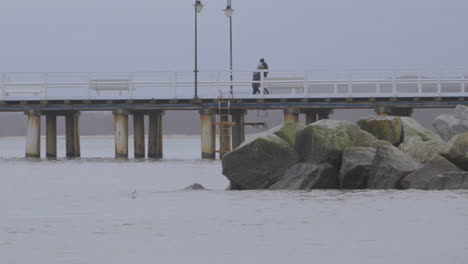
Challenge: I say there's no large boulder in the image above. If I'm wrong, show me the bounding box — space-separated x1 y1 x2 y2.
400 155 463 190
368 145 423 189
441 132 468 170
399 136 447 163
269 163 338 190
433 105 468 141
270 123 306 148
427 172 468 190
222 133 301 190
339 147 376 189
357 116 403 145
295 120 364 169
400 117 442 142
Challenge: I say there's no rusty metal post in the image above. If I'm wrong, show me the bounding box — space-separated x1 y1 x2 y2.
231 109 245 149
113 110 129 158
283 108 300 123
65 111 81 158
148 111 163 159
25 110 41 158
133 113 145 158
200 109 216 159
45 114 57 158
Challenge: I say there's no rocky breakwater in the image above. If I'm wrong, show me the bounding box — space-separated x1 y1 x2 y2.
222 106 468 191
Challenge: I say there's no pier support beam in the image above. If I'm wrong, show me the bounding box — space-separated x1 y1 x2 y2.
45 114 57 158
283 108 300 123
375 106 413 117
231 109 246 149
133 113 145 158
318 109 333 120
25 110 41 158
304 110 318 125
148 111 163 159
200 109 216 159
65 111 81 158
113 110 129 158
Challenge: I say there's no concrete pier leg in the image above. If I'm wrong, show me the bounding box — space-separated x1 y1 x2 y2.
148 111 163 159
318 109 333 120
133 113 145 158
375 106 413 117
65 112 81 158
45 114 57 158
304 110 318 125
283 108 300 123
200 109 216 159
25 111 41 158
113 110 129 158
231 109 245 149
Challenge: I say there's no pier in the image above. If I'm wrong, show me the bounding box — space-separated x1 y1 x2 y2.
0 70 467 159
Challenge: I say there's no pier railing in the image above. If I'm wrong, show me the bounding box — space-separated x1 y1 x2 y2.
1 70 467 100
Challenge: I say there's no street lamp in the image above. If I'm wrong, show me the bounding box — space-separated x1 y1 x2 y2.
194 0 204 99
223 1 234 96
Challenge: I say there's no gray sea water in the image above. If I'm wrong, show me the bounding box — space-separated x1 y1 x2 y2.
0 136 467 264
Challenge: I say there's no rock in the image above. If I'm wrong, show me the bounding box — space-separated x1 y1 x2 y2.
339 147 376 189
400 117 442 142
269 163 338 190
433 105 468 141
222 133 301 190
270 123 306 148
295 120 362 169
441 132 468 170
357 116 403 145
353 130 380 147
184 183 206 190
399 136 447 163
400 155 463 190
368 145 422 189
428 172 468 190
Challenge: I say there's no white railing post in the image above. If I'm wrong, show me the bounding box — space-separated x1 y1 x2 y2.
173 72 177 99
418 72 422 94
392 72 397 96
303 72 308 97
43 73 48 99
129 72 134 99
1 73 5 99
348 72 352 96
260 70 264 98
437 72 442 96
87 73 92 99
461 72 464 94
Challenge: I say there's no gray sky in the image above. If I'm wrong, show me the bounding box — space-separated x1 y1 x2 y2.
1 0 467 73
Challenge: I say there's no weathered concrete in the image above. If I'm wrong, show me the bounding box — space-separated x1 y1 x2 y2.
25 111 41 158
45 114 57 158
231 109 245 149
65 112 81 158
317 109 332 120
283 108 300 123
133 113 145 158
304 110 318 125
113 110 129 158
148 111 163 159
200 109 216 159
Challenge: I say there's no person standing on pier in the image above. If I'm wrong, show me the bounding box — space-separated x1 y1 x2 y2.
257 58 269 77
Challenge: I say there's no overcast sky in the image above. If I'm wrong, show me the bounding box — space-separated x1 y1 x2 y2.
0 0 467 73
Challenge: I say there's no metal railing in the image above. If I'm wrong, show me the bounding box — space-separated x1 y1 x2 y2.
0 70 467 100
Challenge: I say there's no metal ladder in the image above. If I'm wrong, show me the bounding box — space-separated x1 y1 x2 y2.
216 90 236 157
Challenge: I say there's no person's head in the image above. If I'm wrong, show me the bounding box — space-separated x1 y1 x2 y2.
260 58 265 63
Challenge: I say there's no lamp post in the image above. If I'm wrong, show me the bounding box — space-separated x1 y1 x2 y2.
223 1 234 96
194 0 204 99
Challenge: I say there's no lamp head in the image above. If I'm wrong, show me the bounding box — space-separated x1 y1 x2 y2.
223 5 234 18
195 1 204 14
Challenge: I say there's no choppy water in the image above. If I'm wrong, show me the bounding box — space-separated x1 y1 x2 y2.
0 136 467 264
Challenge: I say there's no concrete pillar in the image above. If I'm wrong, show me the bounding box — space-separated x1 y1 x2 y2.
318 109 333 120
113 110 129 158
25 111 41 158
283 108 300 123
304 110 318 125
200 109 216 159
45 114 57 158
65 112 81 158
148 111 163 159
133 113 145 158
231 109 245 149
375 106 413 117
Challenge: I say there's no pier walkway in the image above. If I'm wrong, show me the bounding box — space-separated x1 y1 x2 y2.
1 70 466 159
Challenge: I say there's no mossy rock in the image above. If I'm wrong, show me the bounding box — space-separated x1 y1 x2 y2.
441 132 468 170
357 116 403 146
270 123 306 148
